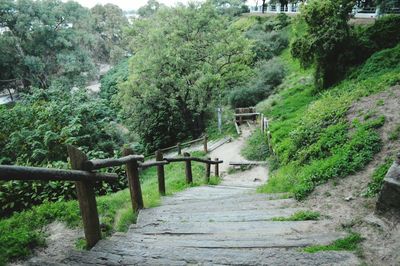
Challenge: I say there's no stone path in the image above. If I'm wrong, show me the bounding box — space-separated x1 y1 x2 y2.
60 125 360 265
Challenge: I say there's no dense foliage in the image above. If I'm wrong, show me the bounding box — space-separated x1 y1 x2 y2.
0 0 128 91
291 0 400 89
120 2 254 152
0 87 125 216
229 58 285 108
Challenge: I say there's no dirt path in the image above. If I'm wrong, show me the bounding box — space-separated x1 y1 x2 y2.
49 125 360 265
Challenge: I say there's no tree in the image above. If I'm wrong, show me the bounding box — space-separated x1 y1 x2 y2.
90 4 129 64
291 0 354 89
120 2 254 151
210 0 249 16
0 0 97 90
137 0 165 17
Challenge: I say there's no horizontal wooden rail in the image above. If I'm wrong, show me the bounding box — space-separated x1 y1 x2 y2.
0 165 118 182
84 155 144 171
234 112 260 117
160 135 207 154
164 157 223 165
139 161 169 169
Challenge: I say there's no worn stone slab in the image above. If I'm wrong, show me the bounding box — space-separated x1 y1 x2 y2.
63 246 359 266
132 220 331 236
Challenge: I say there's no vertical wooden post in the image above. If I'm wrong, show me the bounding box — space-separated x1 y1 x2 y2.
214 158 219 177
205 157 211 183
184 152 193 184
177 142 182 155
67 145 101 249
156 150 166 196
123 148 144 211
260 114 264 133
203 135 208 153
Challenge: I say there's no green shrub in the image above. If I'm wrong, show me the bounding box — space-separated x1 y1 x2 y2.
246 27 289 61
241 130 269 161
0 87 126 216
229 58 285 108
364 158 394 197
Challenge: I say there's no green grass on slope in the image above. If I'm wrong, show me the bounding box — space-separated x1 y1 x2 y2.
303 233 363 253
0 155 219 265
256 44 400 200
272 210 320 221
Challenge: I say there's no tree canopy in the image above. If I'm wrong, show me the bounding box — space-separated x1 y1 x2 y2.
120 2 254 151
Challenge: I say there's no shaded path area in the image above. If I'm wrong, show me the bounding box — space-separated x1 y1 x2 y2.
54 126 359 265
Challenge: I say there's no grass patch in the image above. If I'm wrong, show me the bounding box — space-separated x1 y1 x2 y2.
241 130 270 161
363 158 394 197
388 124 400 141
0 158 219 265
303 232 363 253
272 210 320 221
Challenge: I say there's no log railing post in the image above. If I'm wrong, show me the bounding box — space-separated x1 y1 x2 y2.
177 142 182 155
123 148 144 211
203 135 208 153
67 145 101 249
205 157 211 183
214 158 220 177
184 152 193 184
155 150 166 196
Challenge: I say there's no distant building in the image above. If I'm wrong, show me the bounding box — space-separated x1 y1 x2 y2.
249 0 400 18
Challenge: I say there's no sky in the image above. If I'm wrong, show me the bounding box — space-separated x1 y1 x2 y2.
70 0 257 11
71 0 197 11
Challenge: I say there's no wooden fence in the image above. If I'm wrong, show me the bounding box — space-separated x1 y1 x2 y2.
0 145 222 249
160 135 209 155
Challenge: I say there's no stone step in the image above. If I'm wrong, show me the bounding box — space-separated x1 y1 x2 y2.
132 220 331 236
137 207 304 223
64 245 359 266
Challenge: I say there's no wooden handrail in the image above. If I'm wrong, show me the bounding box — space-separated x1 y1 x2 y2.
139 161 169 169
0 165 118 182
164 157 223 164
84 155 144 171
0 144 224 249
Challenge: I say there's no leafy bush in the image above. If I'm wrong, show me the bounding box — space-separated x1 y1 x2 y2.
246 27 289 61
0 87 126 216
100 59 129 111
229 58 285 108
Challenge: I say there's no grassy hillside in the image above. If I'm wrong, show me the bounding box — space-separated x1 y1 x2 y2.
251 44 400 199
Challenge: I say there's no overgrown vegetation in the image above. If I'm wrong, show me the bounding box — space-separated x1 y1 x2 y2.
257 40 400 199
303 232 363 253
0 88 126 216
0 158 219 265
291 0 400 89
272 210 320 221
229 15 289 108
120 2 254 152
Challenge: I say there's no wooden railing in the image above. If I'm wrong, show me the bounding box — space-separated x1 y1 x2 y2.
0 145 223 249
160 135 209 155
